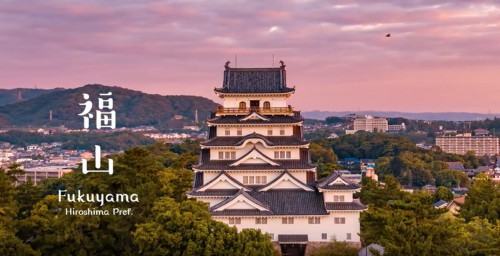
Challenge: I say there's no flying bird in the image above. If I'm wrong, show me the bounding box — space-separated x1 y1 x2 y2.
386 34 391 37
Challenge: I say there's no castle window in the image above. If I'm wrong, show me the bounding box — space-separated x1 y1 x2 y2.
268 129 273 135
308 217 320 224
229 217 241 224
334 195 344 202
239 102 246 109
218 152 224 159
263 101 271 109
237 128 242 135
280 128 285 135
274 151 279 158
231 152 236 159
346 233 352 240
286 151 291 158
322 233 327 240
282 217 294 224
262 176 267 184
256 217 267 224
256 176 261 184
249 176 255 184
243 176 249 184
225 129 230 136
334 217 346 224
225 152 230 159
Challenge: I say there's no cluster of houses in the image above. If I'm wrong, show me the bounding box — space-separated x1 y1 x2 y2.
0 142 124 185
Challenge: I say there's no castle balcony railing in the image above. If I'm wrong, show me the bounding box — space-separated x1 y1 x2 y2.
215 106 294 115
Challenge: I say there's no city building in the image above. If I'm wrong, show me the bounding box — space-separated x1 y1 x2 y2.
353 116 388 132
473 128 489 136
388 123 406 131
14 166 73 185
186 62 366 256
436 135 500 156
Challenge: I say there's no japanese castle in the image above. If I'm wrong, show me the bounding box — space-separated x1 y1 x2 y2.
187 61 366 256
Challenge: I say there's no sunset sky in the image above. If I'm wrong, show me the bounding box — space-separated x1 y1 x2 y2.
1 0 499 113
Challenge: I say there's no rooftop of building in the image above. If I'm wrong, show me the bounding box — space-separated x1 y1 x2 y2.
214 61 295 94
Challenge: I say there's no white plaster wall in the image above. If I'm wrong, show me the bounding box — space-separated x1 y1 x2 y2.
224 201 257 210
209 145 300 160
215 126 294 137
272 180 301 189
322 191 354 202
223 96 288 108
199 198 225 207
211 180 240 189
202 171 308 186
215 213 361 242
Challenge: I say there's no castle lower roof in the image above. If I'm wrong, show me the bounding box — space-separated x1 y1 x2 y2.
200 134 308 147
209 190 329 216
207 114 303 125
325 202 368 211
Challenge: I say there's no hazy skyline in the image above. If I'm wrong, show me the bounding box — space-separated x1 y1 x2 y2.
1 0 499 113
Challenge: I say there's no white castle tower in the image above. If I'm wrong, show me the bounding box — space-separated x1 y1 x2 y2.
187 61 366 256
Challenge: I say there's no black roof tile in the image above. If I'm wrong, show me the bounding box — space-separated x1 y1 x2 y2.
215 67 294 94
317 172 361 190
186 189 239 197
207 115 303 124
210 190 328 216
194 160 316 170
201 133 308 147
211 189 272 212
194 171 251 191
325 202 368 211
259 170 314 191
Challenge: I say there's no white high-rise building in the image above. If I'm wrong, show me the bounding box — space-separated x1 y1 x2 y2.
186 61 366 256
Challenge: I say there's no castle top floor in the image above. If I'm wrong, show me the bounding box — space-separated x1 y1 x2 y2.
214 60 296 116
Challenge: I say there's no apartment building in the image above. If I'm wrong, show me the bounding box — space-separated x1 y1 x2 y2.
436 135 500 156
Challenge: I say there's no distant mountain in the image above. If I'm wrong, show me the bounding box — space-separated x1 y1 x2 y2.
303 111 500 122
0 88 65 106
0 84 219 129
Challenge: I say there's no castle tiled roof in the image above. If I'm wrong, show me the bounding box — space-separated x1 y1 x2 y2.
194 160 316 170
210 190 329 216
215 67 294 94
316 172 361 190
200 133 308 147
211 189 272 212
207 115 303 124
194 147 315 170
186 189 239 197
259 170 314 191
325 202 368 211
194 170 251 191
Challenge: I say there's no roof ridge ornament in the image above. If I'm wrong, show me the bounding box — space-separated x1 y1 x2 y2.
225 60 230 69
279 60 286 69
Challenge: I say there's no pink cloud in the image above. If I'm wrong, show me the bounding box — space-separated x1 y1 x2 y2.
1 0 500 113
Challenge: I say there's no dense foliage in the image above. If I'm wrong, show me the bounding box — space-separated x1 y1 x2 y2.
0 130 156 151
0 88 64 107
359 176 500 256
0 142 276 256
0 84 218 129
312 133 482 188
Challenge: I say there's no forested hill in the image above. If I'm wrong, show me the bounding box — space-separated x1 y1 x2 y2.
0 84 219 129
0 88 65 106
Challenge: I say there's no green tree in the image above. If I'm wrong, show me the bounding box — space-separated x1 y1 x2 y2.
433 186 454 202
459 173 500 223
310 238 358 256
133 197 276 256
